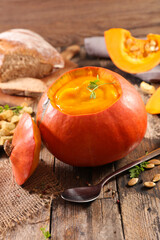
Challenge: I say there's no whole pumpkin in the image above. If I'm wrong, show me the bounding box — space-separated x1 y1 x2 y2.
36 67 147 166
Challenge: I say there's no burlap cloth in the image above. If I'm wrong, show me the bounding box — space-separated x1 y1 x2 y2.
0 147 63 238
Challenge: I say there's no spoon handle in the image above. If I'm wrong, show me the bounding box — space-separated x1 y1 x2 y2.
99 147 160 187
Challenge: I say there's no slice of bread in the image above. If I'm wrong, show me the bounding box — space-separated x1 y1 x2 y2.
0 29 64 82
0 77 47 97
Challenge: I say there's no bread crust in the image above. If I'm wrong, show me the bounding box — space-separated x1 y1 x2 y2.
0 29 64 81
0 77 47 97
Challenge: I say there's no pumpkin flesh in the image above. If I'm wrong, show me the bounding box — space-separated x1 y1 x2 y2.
146 87 160 114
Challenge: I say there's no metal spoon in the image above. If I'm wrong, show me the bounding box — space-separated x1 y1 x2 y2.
61 148 160 203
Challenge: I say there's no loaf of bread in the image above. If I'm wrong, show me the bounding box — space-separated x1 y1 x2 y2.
0 77 47 97
0 29 64 82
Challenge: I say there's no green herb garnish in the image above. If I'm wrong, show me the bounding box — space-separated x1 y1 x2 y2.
129 162 149 178
40 227 51 239
88 74 100 90
0 105 23 114
87 74 116 99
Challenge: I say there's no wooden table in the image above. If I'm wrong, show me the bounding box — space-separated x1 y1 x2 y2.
1 1 160 239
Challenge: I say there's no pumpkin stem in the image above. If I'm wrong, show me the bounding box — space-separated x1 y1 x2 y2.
4 140 14 157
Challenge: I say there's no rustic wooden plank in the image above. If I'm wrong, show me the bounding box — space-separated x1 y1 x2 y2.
53 147 124 239
115 138 160 240
54 158 118 200
92 163 118 199
5 208 50 240
51 195 124 240
0 0 160 47
114 80 160 240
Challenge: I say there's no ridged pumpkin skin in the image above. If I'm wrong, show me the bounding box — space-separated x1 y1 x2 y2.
36 67 147 167
10 113 41 185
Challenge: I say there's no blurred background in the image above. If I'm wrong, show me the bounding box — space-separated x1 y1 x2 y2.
0 0 160 47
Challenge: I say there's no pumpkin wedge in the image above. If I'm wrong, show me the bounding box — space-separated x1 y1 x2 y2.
104 28 160 73
146 87 160 114
4 113 41 185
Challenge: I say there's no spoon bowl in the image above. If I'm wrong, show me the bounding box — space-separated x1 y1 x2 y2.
61 147 160 203
61 184 102 203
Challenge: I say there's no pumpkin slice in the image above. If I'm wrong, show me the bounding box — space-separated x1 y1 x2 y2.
4 113 41 185
104 28 160 73
146 87 160 114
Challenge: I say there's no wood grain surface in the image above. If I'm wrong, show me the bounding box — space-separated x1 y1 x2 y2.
0 0 160 47
1 1 160 239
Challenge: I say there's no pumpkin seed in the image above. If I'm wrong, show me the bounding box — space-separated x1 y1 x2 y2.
153 174 160 182
144 42 150 51
128 178 139 186
144 182 156 188
148 159 160 165
130 45 139 52
144 163 155 169
145 40 159 53
149 46 156 52
126 38 133 45
140 81 155 95
149 40 157 46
